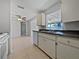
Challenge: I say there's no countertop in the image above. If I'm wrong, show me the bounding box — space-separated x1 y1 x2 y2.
33 30 79 38
0 33 8 40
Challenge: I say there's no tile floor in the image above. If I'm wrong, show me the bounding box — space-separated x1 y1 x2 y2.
8 37 50 59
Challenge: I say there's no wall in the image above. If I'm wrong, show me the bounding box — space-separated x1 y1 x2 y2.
10 0 25 54
45 1 61 15
0 0 11 55
64 21 79 30
0 0 10 33
30 17 39 37
10 0 24 38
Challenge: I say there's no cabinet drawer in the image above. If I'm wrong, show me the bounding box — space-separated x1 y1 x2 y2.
38 33 56 41
57 36 79 48
57 36 70 44
68 37 79 48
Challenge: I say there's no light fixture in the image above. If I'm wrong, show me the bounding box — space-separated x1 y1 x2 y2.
16 15 22 21
16 15 26 22
18 18 22 21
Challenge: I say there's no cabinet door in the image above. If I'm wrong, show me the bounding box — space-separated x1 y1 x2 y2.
62 0 79 22
57 43 79 59
41 13 45 26
37 13 45 26
38 36 56 59
45 39 55 59
38 36 46 51
37 14 42 25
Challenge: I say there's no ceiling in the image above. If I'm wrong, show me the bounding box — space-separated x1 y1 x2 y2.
24 0 58 12
17 0 59 20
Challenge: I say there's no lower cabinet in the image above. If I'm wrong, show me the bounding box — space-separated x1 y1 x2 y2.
45 39 55 59
38 36 46 51
38 35 55 59
38 32 79 59
57 42 79 59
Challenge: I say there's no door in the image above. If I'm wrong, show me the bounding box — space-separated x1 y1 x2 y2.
45 39 56 59
57 43 79 59
21 22 26 36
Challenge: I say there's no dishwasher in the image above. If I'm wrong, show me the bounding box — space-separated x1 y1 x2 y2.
33 31 38 46
0 33 9 59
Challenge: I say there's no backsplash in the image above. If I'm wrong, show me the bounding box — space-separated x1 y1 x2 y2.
64 21 79 30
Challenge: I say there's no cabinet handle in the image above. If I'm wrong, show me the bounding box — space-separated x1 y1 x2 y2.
55 42 58 45
67 41 70 44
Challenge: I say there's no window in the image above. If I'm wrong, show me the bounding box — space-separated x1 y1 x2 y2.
47 22 63 30
46 9 63 30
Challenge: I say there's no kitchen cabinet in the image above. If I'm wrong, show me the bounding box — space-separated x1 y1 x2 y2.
61 0 79 22
38 35 46 51
57 42 79 59
45 38 55 59
38 32 56 41
57 36 79 59
37 32 79 59
57 36 79 48
37 13 46 26
38 33 56 59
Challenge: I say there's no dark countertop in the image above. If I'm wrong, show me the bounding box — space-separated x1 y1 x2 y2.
33 30 79 38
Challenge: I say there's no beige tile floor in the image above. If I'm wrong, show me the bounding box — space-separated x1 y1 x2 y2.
8 37 50 59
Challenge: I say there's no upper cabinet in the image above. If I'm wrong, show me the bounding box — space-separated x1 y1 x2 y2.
61 0 79 22
37 13 46 26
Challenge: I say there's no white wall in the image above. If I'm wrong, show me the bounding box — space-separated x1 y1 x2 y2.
10 0 25 53
25 16 40 39
64 21 79 30
30 17 39 37
0 0 10 33
10 0 24 38
45 2 61 14
10 17 21 38
0 0 11 55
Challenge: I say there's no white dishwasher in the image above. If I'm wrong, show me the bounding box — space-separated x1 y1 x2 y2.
0 33 9 59
33 31 38 45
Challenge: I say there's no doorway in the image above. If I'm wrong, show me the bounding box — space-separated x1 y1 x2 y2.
21 22 26 36
26 21 31 36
